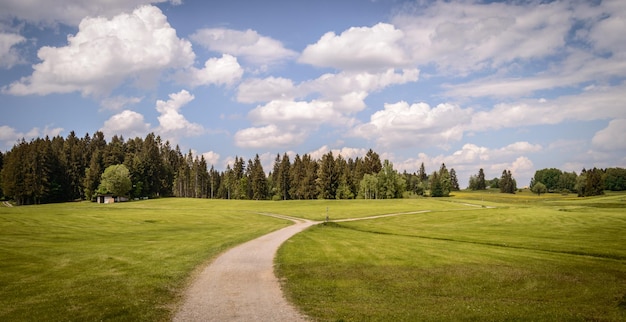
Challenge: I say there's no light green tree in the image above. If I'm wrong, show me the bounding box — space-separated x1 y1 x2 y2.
531 181 547 196
359 173 378 199
97 164 132 197
376 160 406 199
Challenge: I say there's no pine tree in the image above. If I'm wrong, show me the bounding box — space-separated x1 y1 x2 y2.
364 149 382 174
317 152 338 199
251 154 268 200
449 168 460 191
429 171 444 197
278 153 291 200
417 162 427 183
303 154 318 199
499 169 516 194
335 155 354 199
438 163 451 197
477 168 486 190
289 154 304 200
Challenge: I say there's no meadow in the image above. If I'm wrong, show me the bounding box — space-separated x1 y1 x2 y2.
0 199 295 321
1 192 625 321
276 191 626 321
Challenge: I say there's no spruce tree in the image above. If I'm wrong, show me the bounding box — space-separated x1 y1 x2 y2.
449 168 460 191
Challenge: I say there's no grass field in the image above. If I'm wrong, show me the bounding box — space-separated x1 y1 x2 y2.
0 199 295 321
276 191 626 321
1 193 625 321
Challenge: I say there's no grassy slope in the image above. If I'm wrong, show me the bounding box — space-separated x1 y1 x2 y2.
276 192 626 321
0 199 292 321
2 194 625 321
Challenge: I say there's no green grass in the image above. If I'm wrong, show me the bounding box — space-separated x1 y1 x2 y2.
3 194 626 321
276 192 626 321
0 199 292 321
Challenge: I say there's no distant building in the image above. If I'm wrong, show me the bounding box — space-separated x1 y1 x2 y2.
96 195 128 204
97 194 115 204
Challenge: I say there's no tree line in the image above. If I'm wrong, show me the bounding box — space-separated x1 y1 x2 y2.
1 132 624 205
0 132 458 204
529 167 626 197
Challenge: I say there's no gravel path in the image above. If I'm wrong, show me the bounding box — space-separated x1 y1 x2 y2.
173 210 433 322
173 215 317 322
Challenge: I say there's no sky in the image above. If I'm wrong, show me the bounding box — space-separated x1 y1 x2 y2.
1 0 625 188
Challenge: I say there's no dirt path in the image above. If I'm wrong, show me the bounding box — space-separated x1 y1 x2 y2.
173 210 433 321
173 215 317 322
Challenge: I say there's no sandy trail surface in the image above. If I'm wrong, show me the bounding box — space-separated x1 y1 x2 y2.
173 215 316 322
173 210 435 321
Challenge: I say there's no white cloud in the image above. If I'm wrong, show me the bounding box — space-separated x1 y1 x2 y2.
0 0 181 26
234 124 308 149
237 77 296 104
353 101 471 149
177 54 243 88
248 99 348 127
308 145 368 161
392 143 538 188
0 32 25 68
100 95 143 111
191 28 297 66
299 68 419 112
444 49 626 99
585 0 626 56
100 110 150 139
155 90 204 141
592 119 626 151
488 156 534 182
237 68 418 111
469 83 626 131
0 125 63 147
3 5 194 97
393 0 571 75
299 23 409 70
234 68 419 150
413 0 626 99
202 151 220 167
497 142 542 155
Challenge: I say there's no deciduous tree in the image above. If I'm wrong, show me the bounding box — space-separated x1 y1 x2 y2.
97 164 132 197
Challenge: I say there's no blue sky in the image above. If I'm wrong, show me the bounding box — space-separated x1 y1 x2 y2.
1 0 625 188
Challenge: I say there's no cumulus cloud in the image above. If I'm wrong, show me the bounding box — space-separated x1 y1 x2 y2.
299 23 409 70
299 68 419 112
233 68 418 150
308 145 368 161
176 54 244 88
469 83 626 132
191 28 297 66
155 90 204 140
238 68 418 110
0 0 181 26
392 143 539 188
237 77 296 104
592 119 626 151
393 0 571 75
353 101 471 149
202 151 221 167
3 5 194 97
353 79 626 151
234 124 308 149
0 124 63 147
0 32 26 68
100 110 151 139
248 99 347 127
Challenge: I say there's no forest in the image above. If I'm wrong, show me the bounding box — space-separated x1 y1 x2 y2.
1 132 625 205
